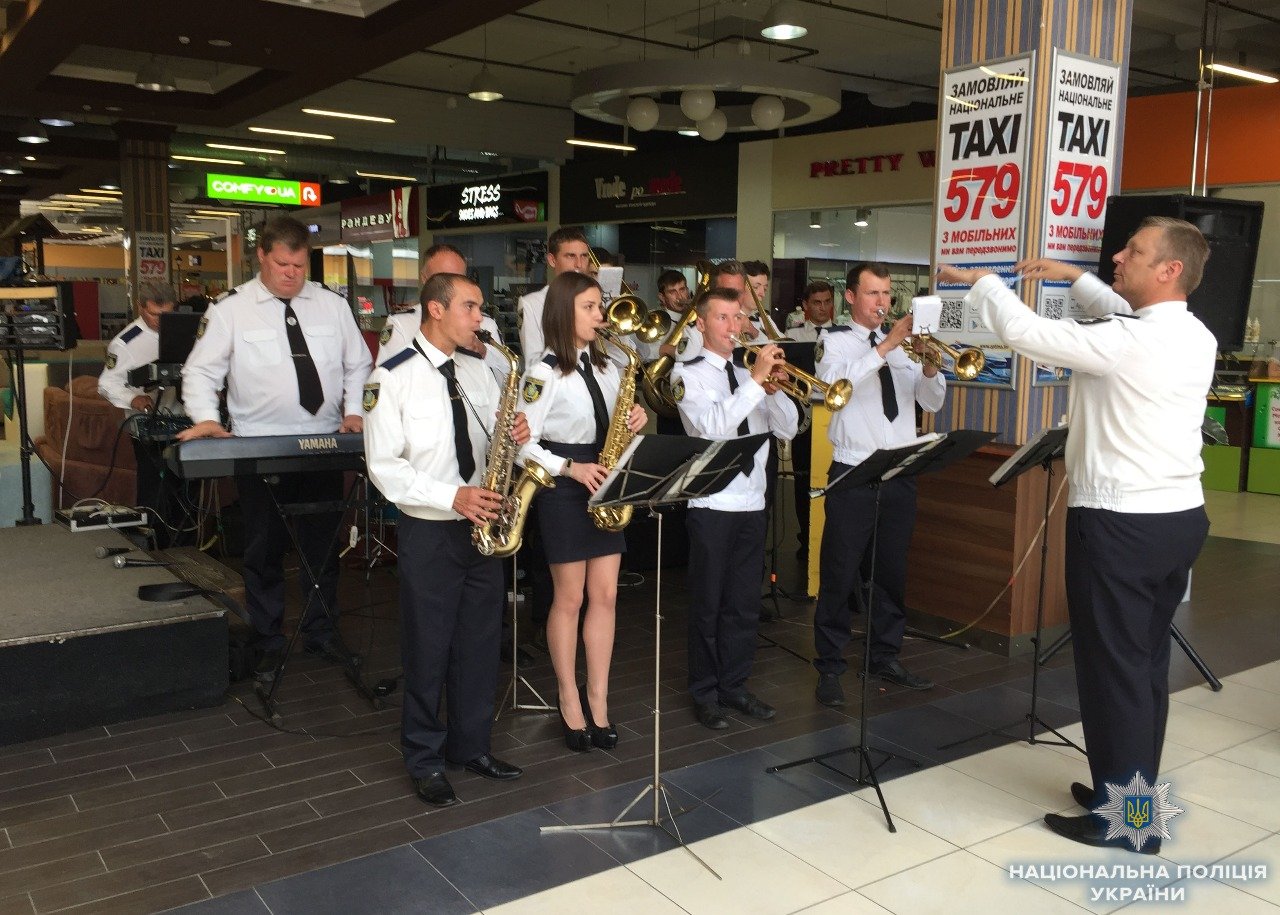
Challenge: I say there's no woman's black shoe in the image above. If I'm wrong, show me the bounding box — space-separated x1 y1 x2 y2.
558 699 593 753
580 683 619 750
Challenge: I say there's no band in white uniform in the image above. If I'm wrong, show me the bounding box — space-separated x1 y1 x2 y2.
363 272 525 807
518 226 591 364
673 286 798 729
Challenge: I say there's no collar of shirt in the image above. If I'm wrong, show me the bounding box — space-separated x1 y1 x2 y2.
414 332 452 368
247 275 314 306
699 349 732 372
1132 300 1189 320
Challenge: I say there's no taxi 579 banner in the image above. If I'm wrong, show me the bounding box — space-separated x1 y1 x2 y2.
932 53 1034 385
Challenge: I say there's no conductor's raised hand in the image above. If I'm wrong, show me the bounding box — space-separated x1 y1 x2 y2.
936 265 993 287
453 486 503 524
569 461 610 494
176 420 231 441
1014 258 1084 283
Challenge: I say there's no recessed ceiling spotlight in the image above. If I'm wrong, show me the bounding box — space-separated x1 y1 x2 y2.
17 120 49 144
208 38 232 48
39 117 74 128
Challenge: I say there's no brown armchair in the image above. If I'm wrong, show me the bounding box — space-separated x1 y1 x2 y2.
35 375 137 508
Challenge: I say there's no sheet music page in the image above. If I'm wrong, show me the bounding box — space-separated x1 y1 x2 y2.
662 441 726 500
598 266 624 302
880 432 942 480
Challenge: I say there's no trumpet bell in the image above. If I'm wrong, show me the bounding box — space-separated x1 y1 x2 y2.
635 309 671 344
952 347 984 381
824 378 854 411
606 295 649 335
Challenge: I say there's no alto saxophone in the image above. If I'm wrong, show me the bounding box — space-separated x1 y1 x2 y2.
471 330 555 557
590 331 641 532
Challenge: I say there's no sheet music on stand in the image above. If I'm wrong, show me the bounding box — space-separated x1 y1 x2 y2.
588 432 769 509
989 425 1069 488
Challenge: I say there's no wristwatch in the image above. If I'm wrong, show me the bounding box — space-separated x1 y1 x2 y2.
562 458 574 476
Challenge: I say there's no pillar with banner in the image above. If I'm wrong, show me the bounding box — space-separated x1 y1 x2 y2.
117 123 174 305
896 2 1133 653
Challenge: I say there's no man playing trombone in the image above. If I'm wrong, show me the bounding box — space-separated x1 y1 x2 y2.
673 287 799 730
812 262 946 705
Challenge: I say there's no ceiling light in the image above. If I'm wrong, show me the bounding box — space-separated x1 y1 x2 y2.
63 194 114 201
678 129 699 137
566 138 637 152
17 120 49 144
39 204 88 211
468 65 504 102
79 227 104 233
172 154 245 165
854 208 870 227
39 117 75 128
194 209 241 216
208 38 232 48
809 211 822 229
1206 62 1279 84
327 175 351 184
134 55 177 92
0 164 22 175
99 184 121 191
356 170 417 182
207 142 286 155
248 126 335 140
80 187 121 195
302 107 396 123
24 155 36 161
761 1 807 40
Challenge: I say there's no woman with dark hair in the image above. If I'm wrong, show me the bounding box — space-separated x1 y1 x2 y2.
517 271 647 752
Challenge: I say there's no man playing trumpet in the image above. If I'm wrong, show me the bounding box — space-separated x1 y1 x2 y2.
812 262 946 705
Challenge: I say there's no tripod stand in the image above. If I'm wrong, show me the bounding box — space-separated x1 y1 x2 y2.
497 551 555 716
541 431 764 877
767 430 993 832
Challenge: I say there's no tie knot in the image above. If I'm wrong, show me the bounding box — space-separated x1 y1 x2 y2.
580 352 592 369
439 358 456 378
868 331 878 346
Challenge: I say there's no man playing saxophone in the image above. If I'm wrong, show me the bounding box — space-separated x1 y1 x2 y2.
363 273 527 807
673 287 799 730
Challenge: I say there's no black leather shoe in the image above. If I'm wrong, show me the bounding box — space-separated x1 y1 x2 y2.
254 648 285 682
695 702 730 730
1044 812 1161 854
463 754 522 780
868 660 934 691
414 771 459 807
559 701 593 753
720 692 776 720
815 673 845 707
1071 782 1095 809
580 684 618 750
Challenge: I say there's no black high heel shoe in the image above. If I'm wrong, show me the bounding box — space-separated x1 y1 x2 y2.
558 698 593 753
580 683 619 750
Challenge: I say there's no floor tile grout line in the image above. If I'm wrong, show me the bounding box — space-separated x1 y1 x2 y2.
408 839 481 912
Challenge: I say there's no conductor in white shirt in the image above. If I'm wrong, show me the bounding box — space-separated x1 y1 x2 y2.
940 216 1215 853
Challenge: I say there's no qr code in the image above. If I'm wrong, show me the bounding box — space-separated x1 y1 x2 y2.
940 299 963 331
1041 294 1065 321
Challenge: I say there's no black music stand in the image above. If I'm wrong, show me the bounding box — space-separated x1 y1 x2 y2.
767 429 993 833
541 431 766 878
938 426 1083 754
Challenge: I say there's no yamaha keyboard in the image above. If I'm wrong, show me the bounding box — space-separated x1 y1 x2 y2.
166 433 365 479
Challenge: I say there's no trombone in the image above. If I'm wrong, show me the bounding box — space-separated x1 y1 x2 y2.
738 337 853 411
900 334 985 381
589 247 670 344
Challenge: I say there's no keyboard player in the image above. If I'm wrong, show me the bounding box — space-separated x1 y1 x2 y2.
178 215 372 676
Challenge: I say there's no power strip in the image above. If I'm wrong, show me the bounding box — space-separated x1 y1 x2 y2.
54 507 149 532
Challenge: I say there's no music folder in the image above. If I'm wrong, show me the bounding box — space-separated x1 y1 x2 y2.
814 428 996 498
989 425 1069 488
588 432 770 509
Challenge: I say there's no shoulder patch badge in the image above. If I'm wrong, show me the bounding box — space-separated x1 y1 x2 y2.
522 377 544 403
105 352 118 370
196 314 209 339
362 382 380 412
814 337 825 363
672 377 686 403
517 307 525 331
379 326 393 346
676 336 689 355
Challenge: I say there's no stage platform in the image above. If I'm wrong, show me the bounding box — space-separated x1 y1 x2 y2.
0 524 228 746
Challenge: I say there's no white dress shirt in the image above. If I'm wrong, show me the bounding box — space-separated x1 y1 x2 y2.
673 351 799 512
517 348 622 475
363 333 498 521
786 320 837 343
378 306 506 380
181 275 372 436
966 271 1215 513
816 324 947 466
98 317 156 411
517 285 548 364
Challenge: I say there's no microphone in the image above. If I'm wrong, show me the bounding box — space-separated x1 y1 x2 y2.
113 556 170 569
95 546 131 559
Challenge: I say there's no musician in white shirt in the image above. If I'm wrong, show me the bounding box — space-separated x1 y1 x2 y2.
178 216 372 673
518 226 591 364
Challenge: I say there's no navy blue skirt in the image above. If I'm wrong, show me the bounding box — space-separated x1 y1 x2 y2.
534 441 626 564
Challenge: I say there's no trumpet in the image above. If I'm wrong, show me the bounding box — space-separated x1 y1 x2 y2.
739 338 853 411
901 334 985 381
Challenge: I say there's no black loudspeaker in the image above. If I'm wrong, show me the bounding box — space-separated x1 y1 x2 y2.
1096 194 1264 351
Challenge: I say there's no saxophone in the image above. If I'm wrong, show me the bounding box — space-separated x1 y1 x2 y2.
471 330 555 557
589 331 641 532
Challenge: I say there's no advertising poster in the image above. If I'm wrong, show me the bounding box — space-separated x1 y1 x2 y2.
932 53 1034 388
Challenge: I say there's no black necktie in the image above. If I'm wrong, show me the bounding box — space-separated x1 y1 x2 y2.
577 353 610 444
871 331 898 421
438 359 476 483
282 300 324 415
725 360 750 436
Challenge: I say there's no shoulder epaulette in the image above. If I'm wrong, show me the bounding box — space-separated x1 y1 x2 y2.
684 355 705 364
382 348 419 370
119 325 142 344
1113 313 1137 320
216 288 239 302
456 346 483 359
540 353 558 369
1077 317 1111 326
827 324 854 333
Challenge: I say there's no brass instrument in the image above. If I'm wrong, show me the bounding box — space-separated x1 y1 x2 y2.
639 261 712 418
743 272 789 341
589 330 641 532
900 335 985 381
739 338 853 411
588 247 670 345
471 331 555 557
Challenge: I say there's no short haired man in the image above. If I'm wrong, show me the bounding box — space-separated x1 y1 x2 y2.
364 273 526 806
179 215 372 673
939 217 1214 852
518 226 590 363
812 263 946 704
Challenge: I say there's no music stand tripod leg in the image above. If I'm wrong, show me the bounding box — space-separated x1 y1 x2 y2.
498 553 554 718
